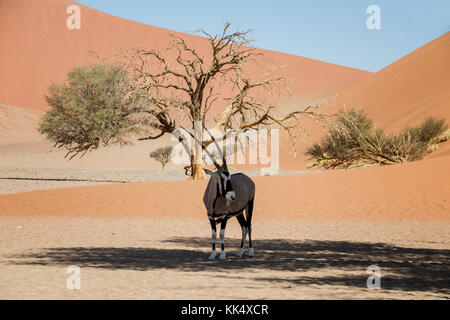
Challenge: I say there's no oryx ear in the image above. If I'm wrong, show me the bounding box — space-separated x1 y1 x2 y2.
203 168 215 176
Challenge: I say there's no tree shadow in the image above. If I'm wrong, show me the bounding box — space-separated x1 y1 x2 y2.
8 238 450 294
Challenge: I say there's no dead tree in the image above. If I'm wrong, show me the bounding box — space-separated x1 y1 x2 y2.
121 23 330 179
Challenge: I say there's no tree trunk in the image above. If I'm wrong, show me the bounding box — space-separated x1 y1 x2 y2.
190 116 204 180
189 148 204 179
187 150 204 180
192 163 204 180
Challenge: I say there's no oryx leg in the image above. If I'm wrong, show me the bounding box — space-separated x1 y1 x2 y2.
246 198 255 257
208 218 217 260
219 218 228 260
236 212 247 257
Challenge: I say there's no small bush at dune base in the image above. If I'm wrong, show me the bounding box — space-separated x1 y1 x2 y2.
306 109 448 169
150 146 173 170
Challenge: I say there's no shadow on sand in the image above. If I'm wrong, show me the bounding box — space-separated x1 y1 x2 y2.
8 238 450 294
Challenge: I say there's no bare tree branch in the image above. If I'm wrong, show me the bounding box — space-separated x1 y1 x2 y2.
116 23 332 178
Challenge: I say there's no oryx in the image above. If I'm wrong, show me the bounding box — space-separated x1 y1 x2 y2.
181 127 255 260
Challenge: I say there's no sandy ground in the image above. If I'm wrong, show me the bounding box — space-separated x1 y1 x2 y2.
0 168 315 195
0 155 449 299
0 217 448 300
0 168 187 194
1 154 448 220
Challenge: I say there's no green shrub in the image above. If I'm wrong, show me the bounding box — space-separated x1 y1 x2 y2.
306 109 448 169
39 64 148 159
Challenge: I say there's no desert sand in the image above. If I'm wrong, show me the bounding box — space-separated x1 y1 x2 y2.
0 154 449 299
1 217 448 300
1 154 449 220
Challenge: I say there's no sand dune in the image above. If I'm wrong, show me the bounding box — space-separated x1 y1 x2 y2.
0 0 370 112
328 32 450 132
1 2 447 172
0 0 374 172
282 31 450 169
0 104 42 145
261 32 450 169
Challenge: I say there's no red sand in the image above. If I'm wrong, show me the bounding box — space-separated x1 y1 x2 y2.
0 0 372 173
5 1 448 172
284 31 450 169
0 0 370 112
1 154 448 221
329 32 450 132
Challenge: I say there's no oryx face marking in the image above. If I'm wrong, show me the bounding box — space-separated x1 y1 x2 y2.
221 171 236 201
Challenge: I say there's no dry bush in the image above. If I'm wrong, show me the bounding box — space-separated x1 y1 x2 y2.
150 146 173 170
306 109 448 169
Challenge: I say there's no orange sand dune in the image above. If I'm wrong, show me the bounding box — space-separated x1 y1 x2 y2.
275 32 450 169
0 0 370 112
0 0 370 172
1 0 447 173
281 32 450 169
1 154 448 221
0 104 43 145
329 32 450 132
